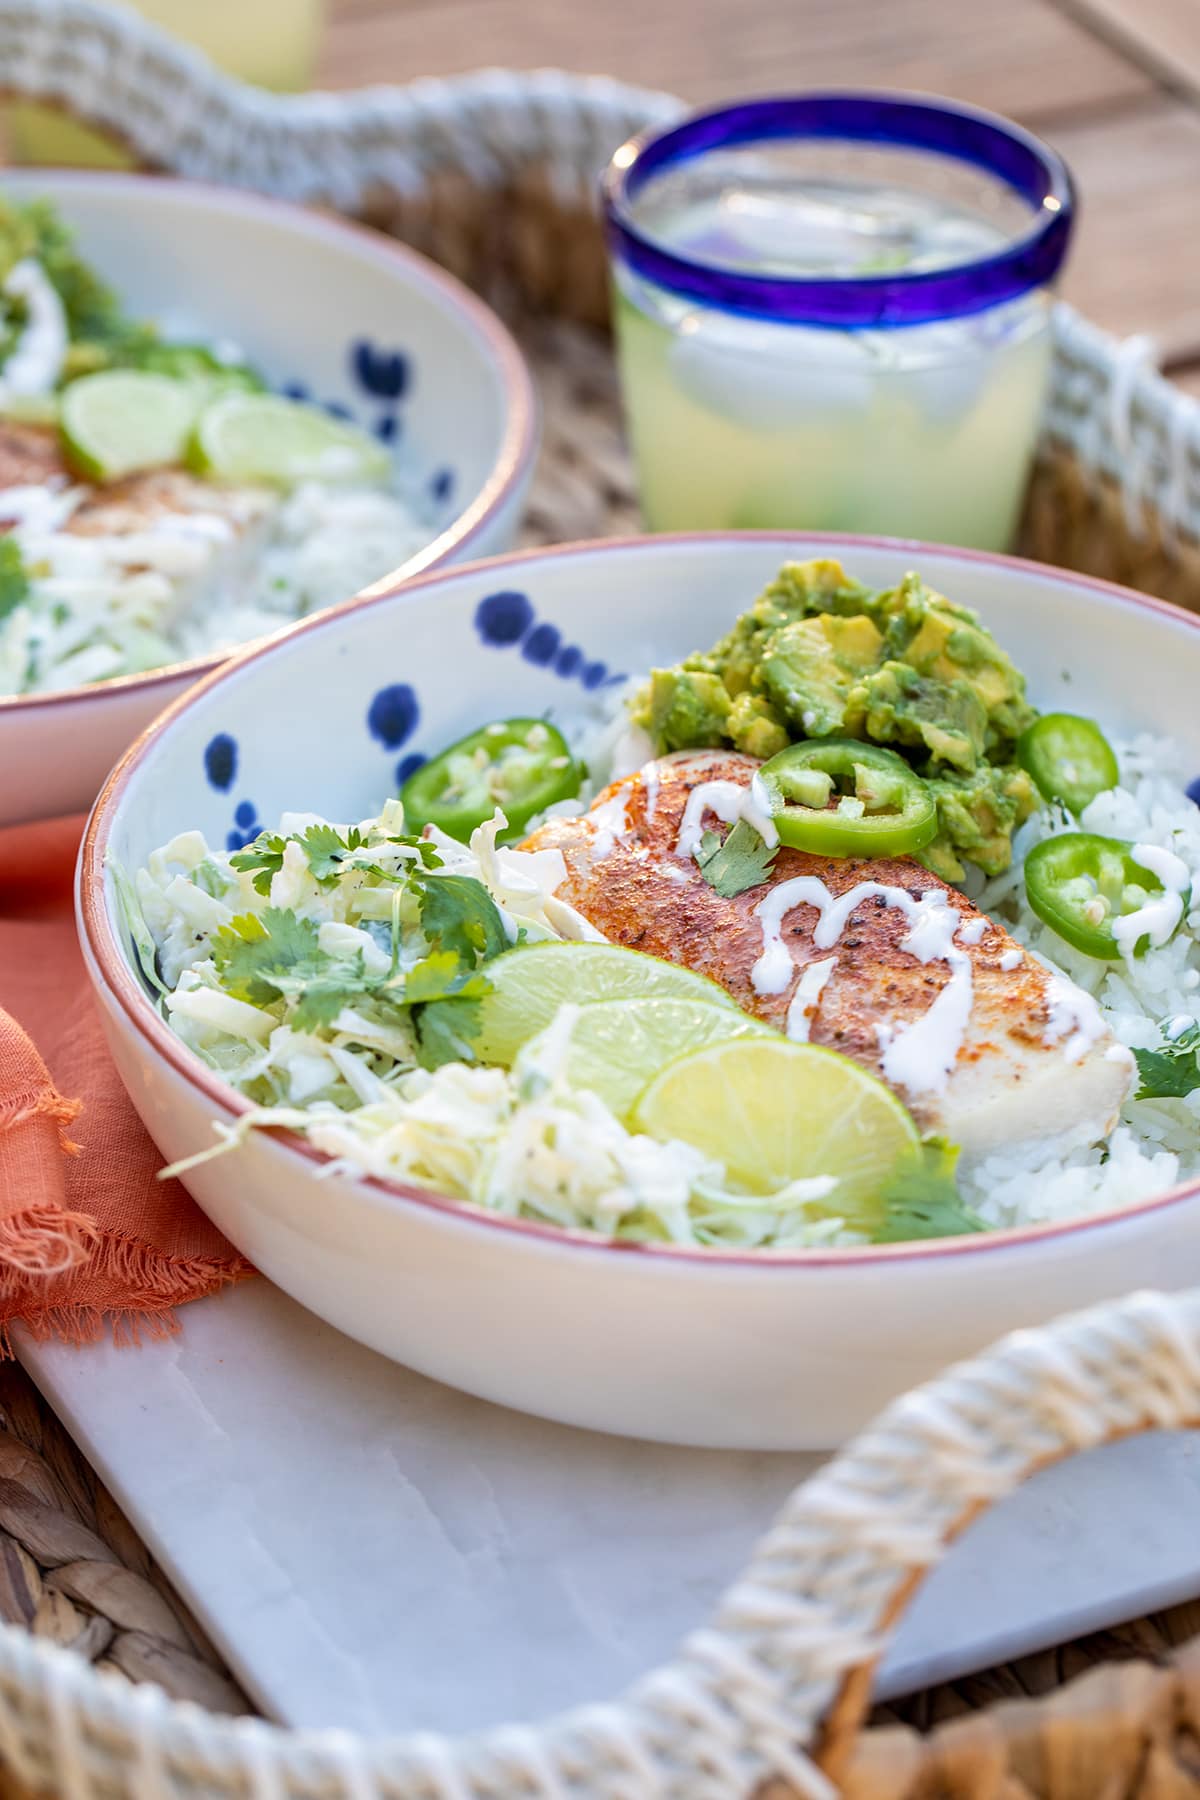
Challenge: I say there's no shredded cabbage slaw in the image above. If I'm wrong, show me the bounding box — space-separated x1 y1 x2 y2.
124 802 857 1249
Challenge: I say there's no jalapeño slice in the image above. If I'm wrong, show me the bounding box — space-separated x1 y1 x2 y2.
1017 713 1119 816
757 739 937 858
1023 832 1176 959
400 716 582 843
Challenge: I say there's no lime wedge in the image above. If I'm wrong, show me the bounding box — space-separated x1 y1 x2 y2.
632 1038 919 1219
425 941 740 1068
516 996 776 1120
60 371 198 480
188 392 391 488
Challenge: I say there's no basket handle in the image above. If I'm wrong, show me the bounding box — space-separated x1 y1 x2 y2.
0 0 678 206
18 1300 1200 1799
428 1286 1200 1800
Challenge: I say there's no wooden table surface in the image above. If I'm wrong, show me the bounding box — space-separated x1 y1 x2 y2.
321 0 1200 379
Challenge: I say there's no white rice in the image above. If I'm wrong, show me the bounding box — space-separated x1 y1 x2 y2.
960 733 1200 1229
0 473 435 695
555 696 1200 1235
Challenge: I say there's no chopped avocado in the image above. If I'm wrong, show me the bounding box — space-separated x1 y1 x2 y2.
641 666 732 751
846 662 987 772
750 557 875 630
727 691 789 759
631 557 1043 879
881 573 1035 748
922 764 1040 881
759 613 883 736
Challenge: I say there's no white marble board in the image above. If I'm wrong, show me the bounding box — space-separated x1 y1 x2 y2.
15 1280 1200 1733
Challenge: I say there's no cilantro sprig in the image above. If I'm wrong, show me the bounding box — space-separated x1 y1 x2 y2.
211 908 369 1033
231 823 440 898
870 1139 983 1243
1134 1022 1200 1101
695 819 778 898
208 857 508 1063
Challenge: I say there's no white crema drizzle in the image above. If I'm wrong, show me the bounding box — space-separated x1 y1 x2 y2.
751 877 976 1096
1112 842 1190 959
674 777 780 860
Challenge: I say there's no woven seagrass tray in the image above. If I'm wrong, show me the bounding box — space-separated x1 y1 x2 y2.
6 5 1200 1795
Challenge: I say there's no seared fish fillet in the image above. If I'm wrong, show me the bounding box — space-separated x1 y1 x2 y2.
0 419 275 544
523 750 1136 1158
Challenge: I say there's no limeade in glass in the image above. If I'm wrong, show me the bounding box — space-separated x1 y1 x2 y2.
604 96 1075 550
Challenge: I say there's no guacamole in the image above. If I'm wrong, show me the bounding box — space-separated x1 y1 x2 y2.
633 559 1040 880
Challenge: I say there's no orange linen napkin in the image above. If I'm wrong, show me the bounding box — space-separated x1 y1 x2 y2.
0 814 254 1351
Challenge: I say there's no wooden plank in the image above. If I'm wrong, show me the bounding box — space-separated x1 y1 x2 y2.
1055 0 1200 103
1168 365 1200 402
1051 101 1200 356
318 0 1152 123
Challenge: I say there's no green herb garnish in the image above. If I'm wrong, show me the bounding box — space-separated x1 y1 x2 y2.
694 819 778 898
1134 1022 1200 1100
871 1139 983 1243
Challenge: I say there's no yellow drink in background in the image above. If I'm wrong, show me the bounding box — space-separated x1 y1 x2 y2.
613 279 1052 550
8 0 326 166
607 130 1069 553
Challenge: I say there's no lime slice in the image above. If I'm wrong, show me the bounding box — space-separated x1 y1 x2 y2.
188 392 391 488
632 1038 919 1219
516 996 776 1120
426 941 740 1068
60 371 198 480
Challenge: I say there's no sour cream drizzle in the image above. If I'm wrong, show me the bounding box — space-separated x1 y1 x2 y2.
641 761 661 825
751 877 976 1096
786 955 837 1042
590 789 634 859
1112 842 1190 958
675 778 779 859
0 260 67 400
1042 975 1109 1063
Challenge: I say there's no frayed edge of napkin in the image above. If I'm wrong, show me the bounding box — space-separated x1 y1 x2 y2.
0 1239 257 1355
0 1086 82 1154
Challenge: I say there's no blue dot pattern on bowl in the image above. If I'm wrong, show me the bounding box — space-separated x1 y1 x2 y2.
430 467 455 507
474 591 624 688
368 683 420 750
395 751 427 788
1188 776 1200 807
226 799 264 852
354 342 410 402
522 622 561 667
374 414 402 445
204 733 238 792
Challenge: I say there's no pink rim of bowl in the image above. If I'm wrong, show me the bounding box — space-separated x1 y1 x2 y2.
80 529 1200 1272
0 168 538 717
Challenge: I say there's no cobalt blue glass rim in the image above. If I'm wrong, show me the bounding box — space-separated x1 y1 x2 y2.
601 91 1076 328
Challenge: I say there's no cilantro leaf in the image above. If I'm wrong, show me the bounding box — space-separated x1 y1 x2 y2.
210 908 368 1030
410 955 492 1070
230 832 287 898
870 1139 984 1243
415 999 485 1071
1134 1022 1200 1100
386 832 443 870
300 823 366 886
0 537 29 624
695 819 778 898
413 872 508 964
405 949 493 1007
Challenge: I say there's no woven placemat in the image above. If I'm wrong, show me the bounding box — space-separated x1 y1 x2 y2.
8 315 1200 1744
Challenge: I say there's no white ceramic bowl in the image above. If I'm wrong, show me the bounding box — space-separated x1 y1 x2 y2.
78 534 1200 1451
1 169 536 827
